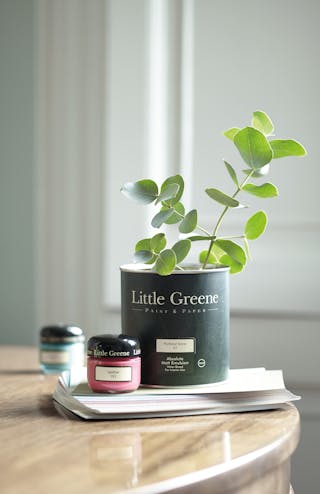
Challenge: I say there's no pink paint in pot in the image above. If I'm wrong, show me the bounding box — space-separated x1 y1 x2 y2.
87 334 141 393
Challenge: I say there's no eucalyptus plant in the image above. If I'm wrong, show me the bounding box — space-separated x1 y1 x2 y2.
121 111 306 275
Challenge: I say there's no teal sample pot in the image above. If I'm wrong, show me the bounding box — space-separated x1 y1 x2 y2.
39 324 85 374
120 265 230 386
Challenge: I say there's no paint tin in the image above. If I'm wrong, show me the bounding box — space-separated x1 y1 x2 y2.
121 264 230 386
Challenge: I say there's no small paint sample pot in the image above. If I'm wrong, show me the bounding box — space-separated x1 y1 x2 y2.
39 324 85 374
87 334 141 393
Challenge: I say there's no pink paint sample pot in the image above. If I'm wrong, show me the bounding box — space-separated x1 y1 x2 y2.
87 334 141 393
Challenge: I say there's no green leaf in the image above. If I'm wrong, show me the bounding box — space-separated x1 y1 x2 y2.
199 249 218 264
224 161 239 187
245 210 267 240
135 239 156 263
160 175 184 206
150 233 167 253
224 127 240 141
151 208 174 228
155 183 179 205
219 254 244 274
135 238 151 252
133 250 154 263
234 127 273 169
200 242 229 265
179 209 198 233
172 239 191 263
162 202 185 224
206 188 239 208
242 182 279 198
251 111 274 136
215 239 247 265
269 139 307 159
200 242 226 265
121 179 158 204
155 249 177 275
242 164 270 177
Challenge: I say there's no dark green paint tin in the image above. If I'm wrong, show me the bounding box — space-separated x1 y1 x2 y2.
120 265 230 386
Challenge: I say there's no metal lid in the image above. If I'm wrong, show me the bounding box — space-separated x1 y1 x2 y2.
40 324 85 343
120 263 230 274
87 334 141 358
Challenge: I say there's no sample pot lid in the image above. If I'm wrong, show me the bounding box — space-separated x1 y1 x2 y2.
40 324 85 343
87 334 141 358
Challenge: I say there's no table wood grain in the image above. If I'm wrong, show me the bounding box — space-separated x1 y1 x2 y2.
0 346 300 494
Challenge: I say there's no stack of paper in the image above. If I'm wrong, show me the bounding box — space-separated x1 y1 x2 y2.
52 367 300 420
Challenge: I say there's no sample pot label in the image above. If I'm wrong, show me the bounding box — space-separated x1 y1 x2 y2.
95 365 132 382
40 350 69 364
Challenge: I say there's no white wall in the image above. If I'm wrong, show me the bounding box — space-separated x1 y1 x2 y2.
34 0 320 325
0 0 36 345
192 0 320 315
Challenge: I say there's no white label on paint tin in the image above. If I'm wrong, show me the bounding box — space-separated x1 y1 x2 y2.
156 338 195 353
40 351 69 364
95 366 132 382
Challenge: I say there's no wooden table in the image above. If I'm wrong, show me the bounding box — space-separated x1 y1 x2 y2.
0 346 299 494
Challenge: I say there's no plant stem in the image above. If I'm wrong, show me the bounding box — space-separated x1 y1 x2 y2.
175 264 184 271
218 234 246 240
196 224 211 236
202 170 255 269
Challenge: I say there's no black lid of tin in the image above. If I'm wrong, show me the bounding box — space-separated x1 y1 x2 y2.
40 324 85 343
87 334 141 358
